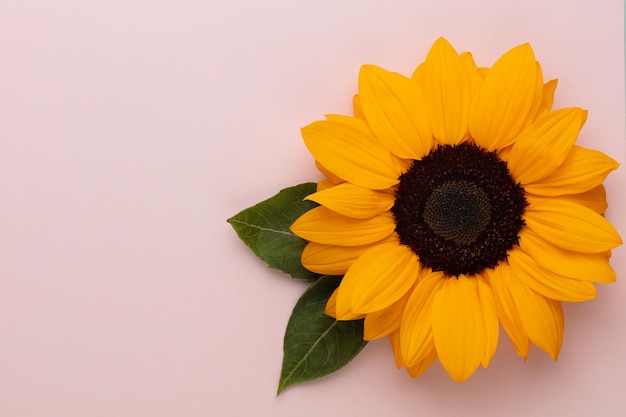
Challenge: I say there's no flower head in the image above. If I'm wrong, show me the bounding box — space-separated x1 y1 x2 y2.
290 38 622 383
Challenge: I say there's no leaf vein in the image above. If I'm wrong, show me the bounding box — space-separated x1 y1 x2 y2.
281 320 339 388
228 218 295 236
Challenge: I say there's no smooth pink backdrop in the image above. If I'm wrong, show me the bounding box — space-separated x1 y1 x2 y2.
0 1 624 416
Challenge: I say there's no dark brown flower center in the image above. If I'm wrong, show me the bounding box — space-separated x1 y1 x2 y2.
391 142 527 276
423 180 492 246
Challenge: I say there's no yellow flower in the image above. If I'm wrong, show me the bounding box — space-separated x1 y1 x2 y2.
290 38 622 383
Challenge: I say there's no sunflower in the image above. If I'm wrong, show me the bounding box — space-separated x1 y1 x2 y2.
290 38 622 383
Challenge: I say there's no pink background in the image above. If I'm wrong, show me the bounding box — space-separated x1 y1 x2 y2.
1 0 624 416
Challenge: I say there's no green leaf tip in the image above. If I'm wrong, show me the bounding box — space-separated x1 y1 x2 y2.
277 275 367 394
228 182 320 280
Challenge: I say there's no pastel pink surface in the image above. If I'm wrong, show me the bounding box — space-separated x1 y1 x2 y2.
0 1 624 416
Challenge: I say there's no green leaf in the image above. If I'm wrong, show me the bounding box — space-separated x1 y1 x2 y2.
278 275 367 394
228 183 320 280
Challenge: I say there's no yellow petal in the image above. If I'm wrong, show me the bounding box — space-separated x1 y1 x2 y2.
388 329 404 368
518 228 616 283
390 153 413 174
470 44 543 151
406 346 437 378
337 242 419 315
324 113 357 123
364 289 411 340
411 63 424 84
324 288 363 320
521 62 544 128
301 234 399 275
353 94 365 120
401 269 446 367
477 276 499 368
520 64 546 129
291 206 396 246
315 161 345 185
497 144 513 161
305 182 395 219
324 287 339 318
460 51 484 99
301 118 400 190
508 108 585 184
316 178 335 192
559 185 608 215
391 313 437 377
523 146 619 196
358 65 432 159
508 275 564 360
537 79 558 117
507 247 597 302
432 275 486 383
421 38 470 145
524 196 622 252
485 266 530 358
